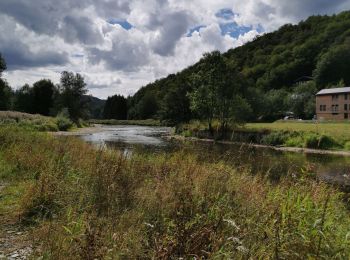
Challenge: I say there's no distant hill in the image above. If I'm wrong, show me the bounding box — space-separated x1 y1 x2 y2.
83 95 105 119
127 11 350 122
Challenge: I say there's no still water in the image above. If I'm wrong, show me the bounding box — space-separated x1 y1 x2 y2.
81 125 350 187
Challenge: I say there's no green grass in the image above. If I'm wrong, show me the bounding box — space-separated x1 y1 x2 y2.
89 118 162 126
247 121 350 143
1 125 350 258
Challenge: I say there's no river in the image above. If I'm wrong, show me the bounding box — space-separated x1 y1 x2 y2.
81 125 350 188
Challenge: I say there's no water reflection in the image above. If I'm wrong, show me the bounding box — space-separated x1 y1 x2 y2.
80 125 350 187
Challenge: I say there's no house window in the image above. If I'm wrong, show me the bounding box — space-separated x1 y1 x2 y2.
345 113 349 119
332 94 339 100
345 104 348 111
332 104 339 113
320 105 326 111
345 94 348 100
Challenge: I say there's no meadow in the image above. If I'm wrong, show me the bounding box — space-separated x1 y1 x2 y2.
1 125 350 259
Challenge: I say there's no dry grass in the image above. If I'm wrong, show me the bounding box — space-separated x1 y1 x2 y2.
1 125 350 259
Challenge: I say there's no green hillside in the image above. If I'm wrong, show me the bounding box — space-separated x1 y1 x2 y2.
127 11 350 124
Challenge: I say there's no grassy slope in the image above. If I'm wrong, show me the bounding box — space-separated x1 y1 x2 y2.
0 126 350 258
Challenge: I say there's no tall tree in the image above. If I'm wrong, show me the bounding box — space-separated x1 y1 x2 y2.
0 54 12 110
0 53 6 77
103 94 127 119
188 51 250 133
160 82 192 126
14 84 33 113
32 79 56 115
57 71 88 121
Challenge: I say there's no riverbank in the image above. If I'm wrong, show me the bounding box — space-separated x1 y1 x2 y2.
168 134 350 157
89 119 162 126
178 120 350 153
1 125 350 258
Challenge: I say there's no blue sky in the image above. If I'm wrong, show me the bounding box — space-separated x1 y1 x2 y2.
0 0 349 98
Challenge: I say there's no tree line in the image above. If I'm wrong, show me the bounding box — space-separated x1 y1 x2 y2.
0 54 91 122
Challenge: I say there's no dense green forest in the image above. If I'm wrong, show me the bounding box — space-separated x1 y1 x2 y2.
126 11 350 125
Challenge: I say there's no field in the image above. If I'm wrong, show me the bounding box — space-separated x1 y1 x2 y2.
1 125 350 258
246 121 350 142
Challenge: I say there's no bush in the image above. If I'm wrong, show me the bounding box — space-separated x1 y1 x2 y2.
56 116 74 131
285 135 304 147
261 131 289 146
344 141 350 151
304 133 337 149
303 133 320 149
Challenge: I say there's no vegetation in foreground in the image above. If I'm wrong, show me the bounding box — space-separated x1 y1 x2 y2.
1 126 350 259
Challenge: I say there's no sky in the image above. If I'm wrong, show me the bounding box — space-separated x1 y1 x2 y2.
1 0 350 99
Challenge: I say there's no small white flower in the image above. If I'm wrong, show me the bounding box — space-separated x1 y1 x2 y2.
224 219 240 230
236 245 249 254
144 222 154 228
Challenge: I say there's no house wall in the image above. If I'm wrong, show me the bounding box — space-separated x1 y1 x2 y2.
316 93 350 120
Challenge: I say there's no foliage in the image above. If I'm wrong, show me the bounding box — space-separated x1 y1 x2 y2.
287 81 317 119
0 79 12 110
31 79 56 116
188 51 250 132
55 71 88 122
315 42 350 87
0 52 6 76
103 94 127 120
55 109 75 131
159 82 192 125
1 126 350 258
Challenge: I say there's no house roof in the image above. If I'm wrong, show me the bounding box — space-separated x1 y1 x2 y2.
316 87 350 95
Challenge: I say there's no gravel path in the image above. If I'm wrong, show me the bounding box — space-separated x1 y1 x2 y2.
0 183 33 259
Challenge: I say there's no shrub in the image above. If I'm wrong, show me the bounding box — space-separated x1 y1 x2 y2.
344 141 350 151
303 133 320 149
285 135 304 147
56 116 74 131
261 131 289 146
304 133 337 149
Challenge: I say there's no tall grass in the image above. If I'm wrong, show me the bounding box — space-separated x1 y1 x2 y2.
0 111 76 131
1 126 350 258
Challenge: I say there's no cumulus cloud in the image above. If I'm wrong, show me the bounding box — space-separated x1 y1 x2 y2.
0 0 349 98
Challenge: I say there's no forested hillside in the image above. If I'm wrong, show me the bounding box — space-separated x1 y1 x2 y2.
127 11 350 124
